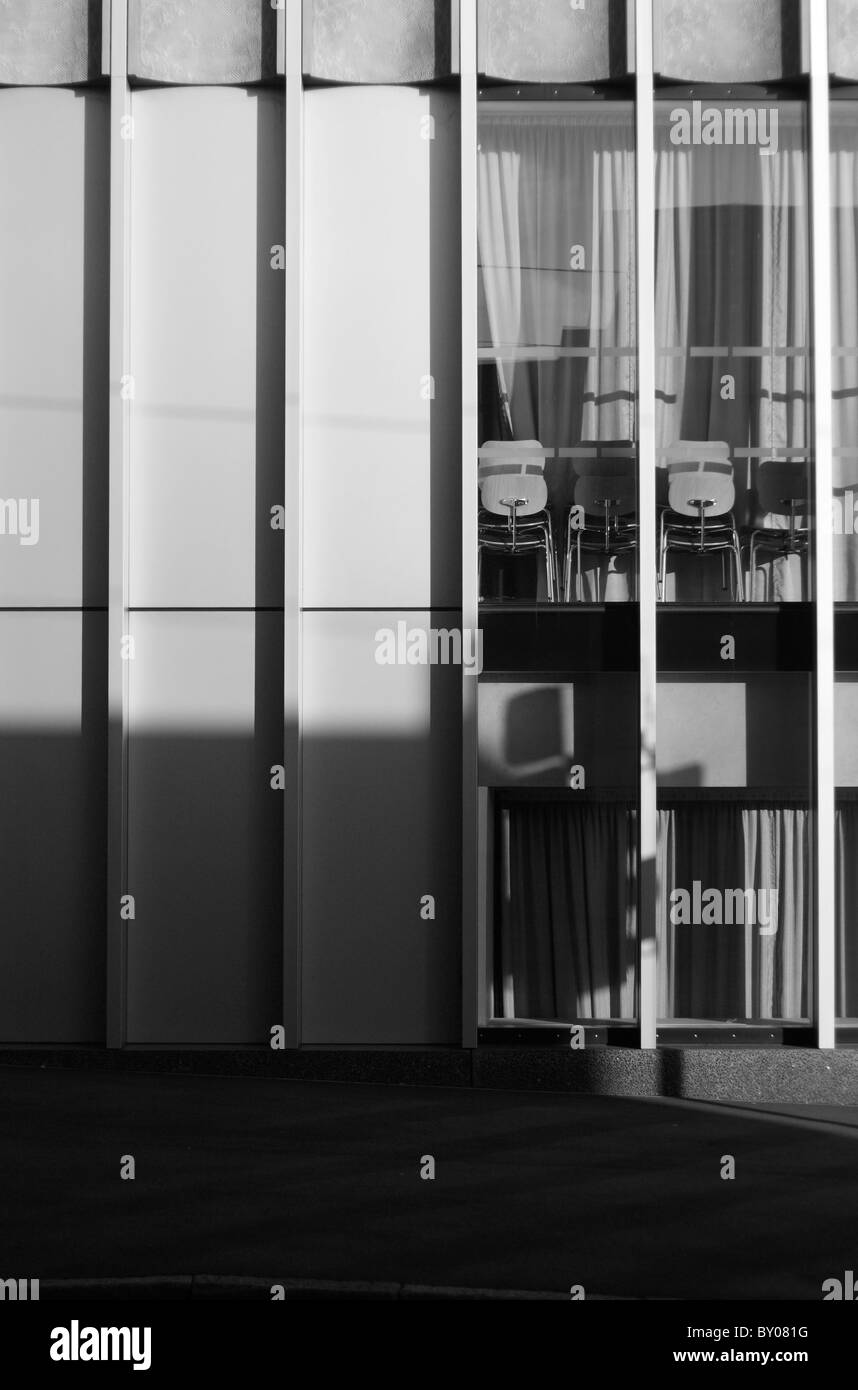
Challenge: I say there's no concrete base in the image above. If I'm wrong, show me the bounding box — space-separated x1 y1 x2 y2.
2 1045 858 1104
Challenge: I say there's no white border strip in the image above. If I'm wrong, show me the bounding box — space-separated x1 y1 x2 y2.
106 0 131 1048
810 0 835 1049
461 0 480 1048
635 0 658 1049
284 0 304 1048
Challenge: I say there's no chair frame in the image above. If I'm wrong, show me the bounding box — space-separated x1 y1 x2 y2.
478 499 558 602
564 495 637 602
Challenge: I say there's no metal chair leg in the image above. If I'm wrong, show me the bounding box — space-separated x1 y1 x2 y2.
659 531 669 601
733 534 745 603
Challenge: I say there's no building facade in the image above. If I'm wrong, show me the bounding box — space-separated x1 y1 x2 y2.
2 0 858 1071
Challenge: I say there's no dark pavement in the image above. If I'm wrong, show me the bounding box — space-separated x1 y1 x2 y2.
1 1066 856 1299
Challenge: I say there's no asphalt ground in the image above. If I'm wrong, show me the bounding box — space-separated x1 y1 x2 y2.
1 1066 857 1300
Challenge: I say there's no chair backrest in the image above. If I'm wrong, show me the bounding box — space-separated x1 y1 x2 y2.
667 462 735 518
572 440 637 480
479 440 548 517
662 440 731 469
755 458 808 520
574 474 636 518
663 441 735 518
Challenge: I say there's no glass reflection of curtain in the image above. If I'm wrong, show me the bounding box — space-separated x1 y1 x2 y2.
478 107 636 598
657 802 809 1020
655 108 810 602
832 109 858 601
836 802 858 1015
496 797 808 1023
497 800 636 1021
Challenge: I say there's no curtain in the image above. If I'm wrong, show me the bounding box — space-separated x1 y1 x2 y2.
832 107 858 601
496 797 808 1023
477 101 816 603
497 800 637 1020
836 802 858 1016
657 802 809 1020
478 105 636 601
654 105 811 602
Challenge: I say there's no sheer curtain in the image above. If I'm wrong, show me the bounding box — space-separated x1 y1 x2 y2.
832 106 858 601
654 105 810 602
478 105 636 599
657 801 809 1021
837 802 858 1016
495 797 809 1023
497 800 637 1021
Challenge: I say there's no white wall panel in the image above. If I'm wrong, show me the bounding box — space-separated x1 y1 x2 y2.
302 610 461 1044
303 87 461 609
128 87 284 608
657 678 811 786
125 612 282 1044
0 612 106 1041
0 88 109 607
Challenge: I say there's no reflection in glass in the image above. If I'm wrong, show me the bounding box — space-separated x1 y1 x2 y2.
655 100 811 603
477 100 637 603
656 672 812 1025
832 101 858 602
833 105 858 1021
494 795 637 1021
657 797 810 1021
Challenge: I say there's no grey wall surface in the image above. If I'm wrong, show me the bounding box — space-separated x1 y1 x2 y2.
0 84 108 1044
657 676 811 787
655 0 804 81
301 611 461 1045
303 0 453 83
128 0 277 84
300 83 462 1045
0 0 102 85
129 86 284 609
478 0 626 83
126 613 282 1044
303 86 461 609
479 678 638 787
124 85 285 1044
830 0 858 78
0 88 109 608
0 614 106 1042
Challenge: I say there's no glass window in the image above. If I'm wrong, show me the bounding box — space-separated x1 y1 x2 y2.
477 98 637 605
655 99 811 604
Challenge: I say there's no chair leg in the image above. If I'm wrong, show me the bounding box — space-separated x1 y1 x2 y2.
565 515 576 603
659 534 668 601
733 534 745 603
544 534 555 602
545 514 557 603
538 527 554 602
576 532 583 603
477 543 483 602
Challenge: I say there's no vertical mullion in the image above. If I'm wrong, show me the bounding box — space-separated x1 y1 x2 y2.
284 0 304 1049
461 0 479 1048
810 0 835 1049
635 0 658 1049
106 0 131 1048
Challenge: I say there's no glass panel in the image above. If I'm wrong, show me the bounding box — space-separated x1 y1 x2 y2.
480 666 639 1027
475 91 639 1030
833 101 858 1022
494 791 637 1022
477 98 637 605
654 99 811 605
832 101 858 601
656 676 812 1026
